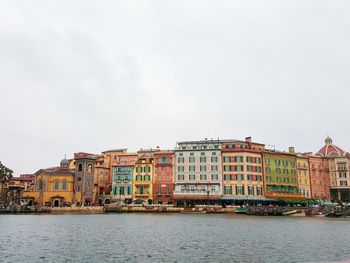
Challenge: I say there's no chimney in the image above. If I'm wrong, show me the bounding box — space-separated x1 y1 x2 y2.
205 138 208 140
288 147 295 154
245 137 252 143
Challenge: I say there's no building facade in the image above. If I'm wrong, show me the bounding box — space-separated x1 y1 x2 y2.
23 158 75 207
173 139 222 206
263 150 303 200
221 138 265 203
153 151 174 205
112 152 137 204
296 154 311 199
74 153 96 206
132 149 158 203
316 137 350 202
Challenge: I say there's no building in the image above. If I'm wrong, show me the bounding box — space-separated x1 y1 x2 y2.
153 151 174 205
9 174 34 191
23 158 75 207
74 152 96 206
132 149 159 204
316 137 350 202
112 152 138 204
296 153 311 199
221 137 265 204
173 139 222 206
263 149 304 200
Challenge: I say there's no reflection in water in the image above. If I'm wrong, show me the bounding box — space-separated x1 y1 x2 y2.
0 214 349 263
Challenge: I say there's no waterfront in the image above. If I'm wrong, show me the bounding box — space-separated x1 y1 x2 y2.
0 214 349 263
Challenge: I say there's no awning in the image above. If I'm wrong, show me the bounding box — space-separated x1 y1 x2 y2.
221 196 275 201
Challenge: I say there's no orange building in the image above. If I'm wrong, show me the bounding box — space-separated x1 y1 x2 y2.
153 151 174 205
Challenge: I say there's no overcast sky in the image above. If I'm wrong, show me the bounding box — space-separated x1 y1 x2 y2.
1 1 349 175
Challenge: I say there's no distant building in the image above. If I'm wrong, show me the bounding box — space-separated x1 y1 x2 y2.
221 137 265 204
173 139 222 206
296 153 311 199
132 149 159 203
153 151 174 205
23 158 75 207
74 152 96 206
263 149 304 200
316 137 350 202
112 152 138 204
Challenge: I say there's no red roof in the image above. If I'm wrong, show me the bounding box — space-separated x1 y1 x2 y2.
317 137 345 157
36 167 74 176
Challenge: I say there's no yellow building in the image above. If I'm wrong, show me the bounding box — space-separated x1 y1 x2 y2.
132 149 158 203
23 158 75 207
297 154 312 199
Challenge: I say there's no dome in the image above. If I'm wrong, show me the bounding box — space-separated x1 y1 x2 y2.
317 137 345 157
60 155 69 167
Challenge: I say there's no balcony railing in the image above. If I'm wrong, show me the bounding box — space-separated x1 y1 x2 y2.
174 190 220 195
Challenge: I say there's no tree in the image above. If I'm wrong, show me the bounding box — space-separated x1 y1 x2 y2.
0 162 14 204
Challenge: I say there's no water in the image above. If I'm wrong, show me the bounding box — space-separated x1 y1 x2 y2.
0 214 349 263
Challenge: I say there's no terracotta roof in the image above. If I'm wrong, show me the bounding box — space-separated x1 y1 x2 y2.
317 137 346 157
35 166 74 176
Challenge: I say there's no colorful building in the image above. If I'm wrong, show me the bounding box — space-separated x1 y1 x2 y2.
132 149 159 203
153 151 174 205
23 158 75 207
296 153 311 199
112 152 137 204
262 149 303 200
316 137 350 202
221 137 265 203
173 139 222 206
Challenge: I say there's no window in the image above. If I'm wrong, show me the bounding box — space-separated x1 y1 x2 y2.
166 176 170 181
77 177 82 181
178 174 184 181
189 174 196 181
340 181 348 186
224 165 231 172
161 157 167 163
247 174 253 181
200 165 206 172
38 180 44 190
211 174 218 180
78 163 83 172
136 167 142 173
236 174 244 181
224 174 232 180
178 166 184 172
189 166 196 172
189 156 195 163
224 186 232 195
87 164 92 173
166 167 170 173
266 176 272 182
200 157 206 163
144 166 151 173
224 156 230 163
265 167 271 173
211 156 218 162
144 175 151 181
256 187 262 195
62 180 67 190
158 176 162 181
236 186 244 195
54 180 59 190
248 186 254 195
211 165 218 172
136 175 142 181
256 175 262 181
158 167 162 173
200 174 207 181
178 157 184 163
225 144 229 149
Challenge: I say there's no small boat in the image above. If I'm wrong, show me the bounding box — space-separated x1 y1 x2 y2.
282 210 299 216
235 207 249 214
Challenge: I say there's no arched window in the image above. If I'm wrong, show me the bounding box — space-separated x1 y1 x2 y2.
88 164 92 173
62 180 67 191
78 163 83 172
161 157 167 163
54 180 59 190
38 179 44 190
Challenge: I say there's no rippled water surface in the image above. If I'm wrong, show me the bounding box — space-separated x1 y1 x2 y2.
0 214 349 263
